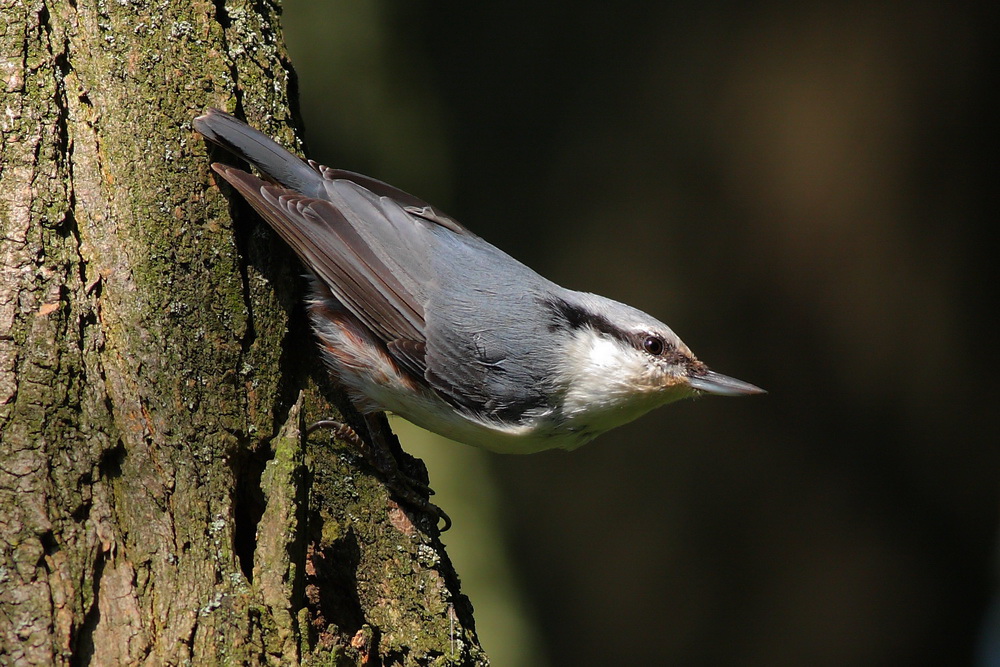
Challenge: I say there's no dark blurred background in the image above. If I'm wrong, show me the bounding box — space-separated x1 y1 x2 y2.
281 2 997 664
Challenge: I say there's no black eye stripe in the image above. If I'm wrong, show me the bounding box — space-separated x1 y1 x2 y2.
543 298 682 360
544 298 630 343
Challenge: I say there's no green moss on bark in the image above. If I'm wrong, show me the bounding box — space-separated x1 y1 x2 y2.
2 0 486 664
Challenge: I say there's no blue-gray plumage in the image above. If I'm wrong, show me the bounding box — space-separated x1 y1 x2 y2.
194 109 763 455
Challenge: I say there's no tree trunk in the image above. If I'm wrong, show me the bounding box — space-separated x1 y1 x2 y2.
0 1 485 664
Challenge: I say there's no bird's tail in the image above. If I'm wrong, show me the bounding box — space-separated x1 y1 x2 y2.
192 108 324 198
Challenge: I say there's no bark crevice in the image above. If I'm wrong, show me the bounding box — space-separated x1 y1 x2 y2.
1 1 488 663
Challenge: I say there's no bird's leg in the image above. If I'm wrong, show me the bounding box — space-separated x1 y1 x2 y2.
307 415 452 531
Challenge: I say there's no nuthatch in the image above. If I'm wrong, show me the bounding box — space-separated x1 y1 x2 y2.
194 109 762 462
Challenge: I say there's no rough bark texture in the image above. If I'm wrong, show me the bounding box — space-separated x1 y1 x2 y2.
0 1 485 664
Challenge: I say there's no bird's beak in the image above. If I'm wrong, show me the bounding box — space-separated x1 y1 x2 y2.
687 369 766 396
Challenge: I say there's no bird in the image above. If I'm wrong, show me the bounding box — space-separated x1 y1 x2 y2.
194 108 763 460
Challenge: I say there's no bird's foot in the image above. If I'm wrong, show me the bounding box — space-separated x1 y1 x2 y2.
307 417 452 532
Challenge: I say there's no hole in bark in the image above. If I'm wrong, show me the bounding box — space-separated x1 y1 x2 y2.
304 527 368 653
232 448 268 583
71 500 91 523
39 530 58 558
98 442 125 479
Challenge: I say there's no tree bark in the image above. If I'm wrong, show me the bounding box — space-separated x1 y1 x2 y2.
0 1 485 664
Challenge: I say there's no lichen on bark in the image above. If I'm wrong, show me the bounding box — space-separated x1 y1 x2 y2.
0 1 486 664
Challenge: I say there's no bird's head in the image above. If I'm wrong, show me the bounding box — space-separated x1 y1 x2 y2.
546 294 764 429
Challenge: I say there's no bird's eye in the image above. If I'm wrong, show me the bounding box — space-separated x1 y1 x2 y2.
643 335 664 356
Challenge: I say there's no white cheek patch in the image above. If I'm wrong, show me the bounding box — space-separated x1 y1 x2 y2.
568 332 647 383
558 331 647 412
586 336 624 370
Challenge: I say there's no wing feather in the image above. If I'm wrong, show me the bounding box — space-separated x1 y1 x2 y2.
309 161 473 236
211 163 426 348
201 119 558 424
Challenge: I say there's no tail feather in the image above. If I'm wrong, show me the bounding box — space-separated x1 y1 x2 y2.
193 108 324 198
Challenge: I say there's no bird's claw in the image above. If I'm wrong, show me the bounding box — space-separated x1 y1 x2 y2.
307 417 450 531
